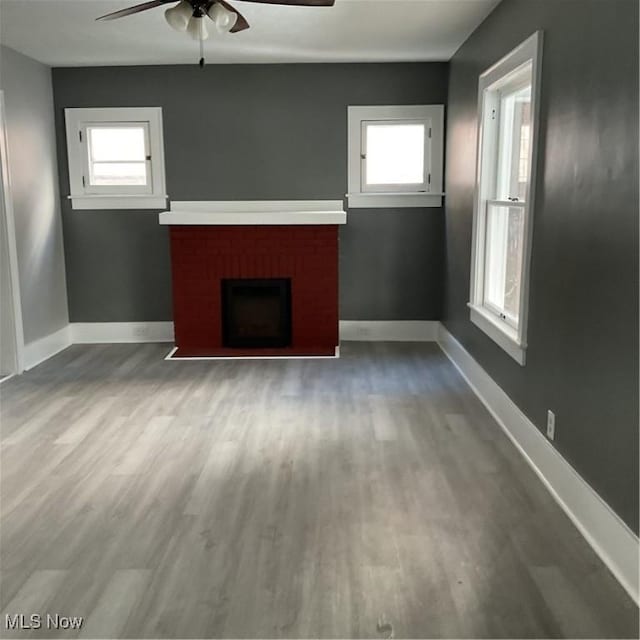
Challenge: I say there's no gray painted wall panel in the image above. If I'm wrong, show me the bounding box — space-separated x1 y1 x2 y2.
341 209 444 320
61 212 171 322
51 63 448 321
443 0 638 531
0 46 69 344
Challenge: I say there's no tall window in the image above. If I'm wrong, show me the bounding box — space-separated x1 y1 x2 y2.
469 32 543 365
64 107 167 210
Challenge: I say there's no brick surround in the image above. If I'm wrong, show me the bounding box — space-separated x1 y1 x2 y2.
169 225 339 356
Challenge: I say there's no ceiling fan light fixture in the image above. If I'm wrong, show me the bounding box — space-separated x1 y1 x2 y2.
187 14 209 40
164 0 192 32
206 2 238 34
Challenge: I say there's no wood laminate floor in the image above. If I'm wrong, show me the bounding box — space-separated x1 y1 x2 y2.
0 342 637 639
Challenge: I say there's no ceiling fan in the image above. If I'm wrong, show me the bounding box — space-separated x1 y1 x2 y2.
97 0 336 67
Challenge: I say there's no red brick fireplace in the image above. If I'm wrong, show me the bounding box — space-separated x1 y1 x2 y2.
160 201 346 358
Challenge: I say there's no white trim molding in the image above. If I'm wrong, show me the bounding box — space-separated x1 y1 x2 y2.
69 194 167 211
437 324 639 603
340 321 438 342
68 322 440 351
23 326 71 371
71 322 174 344
159 200 346 226
71 321 437 345
345 193 445 209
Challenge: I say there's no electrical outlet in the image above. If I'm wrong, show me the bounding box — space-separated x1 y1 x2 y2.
546 410 556 440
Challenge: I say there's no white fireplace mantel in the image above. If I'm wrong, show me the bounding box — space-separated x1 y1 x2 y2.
159 200 347 226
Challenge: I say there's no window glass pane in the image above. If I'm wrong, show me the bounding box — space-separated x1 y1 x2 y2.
483 204 524 324
89 162 147 186
88 126 146 162
365 123 425 185
495 69 532 202
86 125 148 186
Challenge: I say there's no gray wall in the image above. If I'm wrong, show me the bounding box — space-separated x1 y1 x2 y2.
0 46 69 344
443 0 638 531
51 63 448 322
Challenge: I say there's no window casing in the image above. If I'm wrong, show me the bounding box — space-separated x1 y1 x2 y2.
65 107 167 210
469 32 543 365
347 105 444 208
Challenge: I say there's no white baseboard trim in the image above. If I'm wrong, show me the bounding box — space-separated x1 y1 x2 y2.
67 321 437 346
65 321 439 346
340 321 438 342
71 322 174 344
23 325 72 371
437 324 639 603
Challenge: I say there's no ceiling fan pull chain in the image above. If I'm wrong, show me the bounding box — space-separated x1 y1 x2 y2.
199 36 205 68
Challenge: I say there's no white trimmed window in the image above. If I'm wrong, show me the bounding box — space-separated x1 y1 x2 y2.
64 107 167 210
469 32 543 365
347 105 444 208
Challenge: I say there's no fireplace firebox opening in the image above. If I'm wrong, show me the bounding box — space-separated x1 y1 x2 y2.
222 278 292 348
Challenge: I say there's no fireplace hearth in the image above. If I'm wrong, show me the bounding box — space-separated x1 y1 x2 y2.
222 278 292 348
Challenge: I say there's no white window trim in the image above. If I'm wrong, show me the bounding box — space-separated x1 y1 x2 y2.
64 107 167 210
347 105 444 208
469 31 543 366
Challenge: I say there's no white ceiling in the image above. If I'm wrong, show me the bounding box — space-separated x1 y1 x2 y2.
0 0 499 66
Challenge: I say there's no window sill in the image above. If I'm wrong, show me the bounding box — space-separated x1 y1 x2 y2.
468 303 526 365
69 194 167 211
346 192 444 209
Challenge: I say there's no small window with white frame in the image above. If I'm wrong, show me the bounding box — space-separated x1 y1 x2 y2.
347 105 444 208
469 31 543 365
64 107 167 210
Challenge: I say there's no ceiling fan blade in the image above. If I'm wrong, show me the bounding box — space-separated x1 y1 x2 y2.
218 0 251 32
236 0 335 5
96 0 176 21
